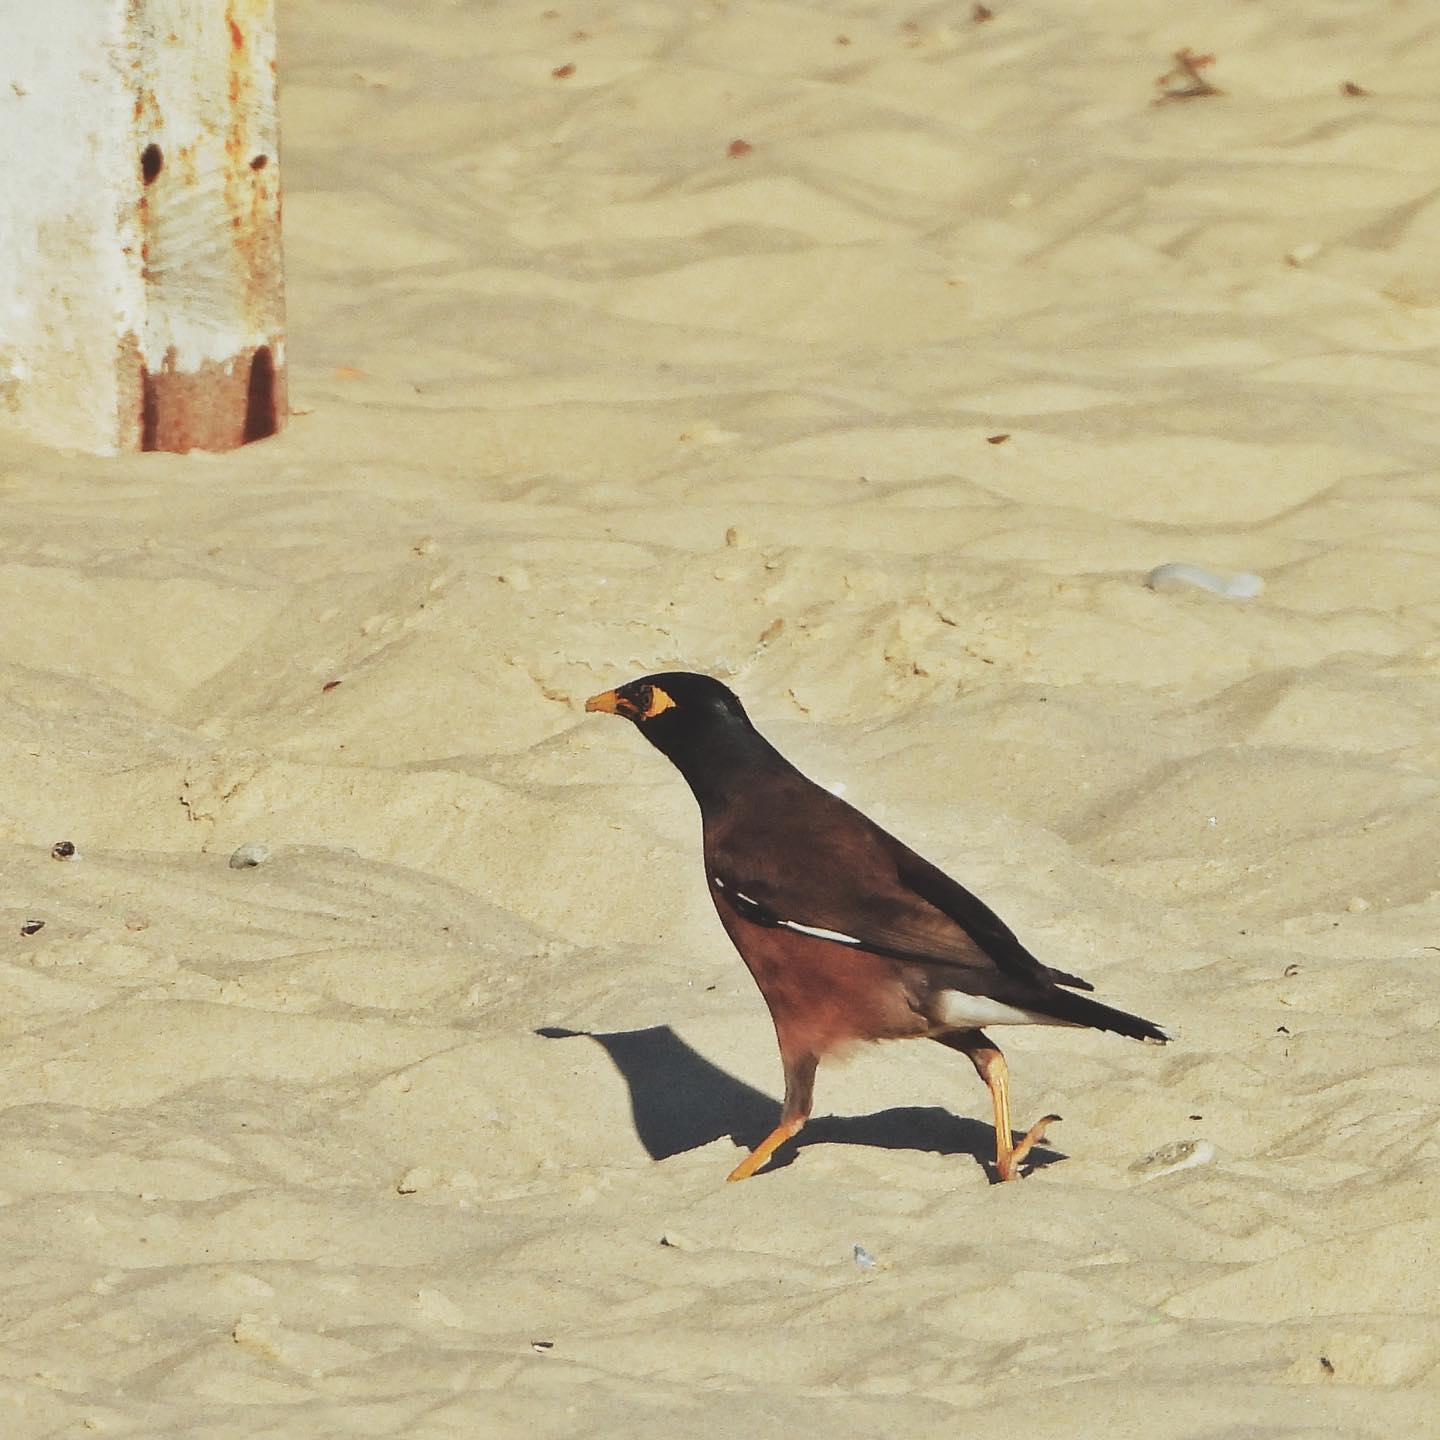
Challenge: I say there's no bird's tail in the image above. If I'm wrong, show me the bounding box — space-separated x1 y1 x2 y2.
1045 989 1170 1044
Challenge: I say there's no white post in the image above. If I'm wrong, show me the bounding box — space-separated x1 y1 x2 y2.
0 0 286 454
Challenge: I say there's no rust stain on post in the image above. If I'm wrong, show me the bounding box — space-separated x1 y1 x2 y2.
140 344 278 451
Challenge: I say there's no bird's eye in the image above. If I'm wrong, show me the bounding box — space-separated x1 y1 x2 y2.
634 685 678 721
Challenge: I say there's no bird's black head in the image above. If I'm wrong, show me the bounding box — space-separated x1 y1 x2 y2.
586 672 777 806
586 671 750 750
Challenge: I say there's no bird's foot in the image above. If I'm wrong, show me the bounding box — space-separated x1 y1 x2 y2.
726 1118 805 1182
996 1113 1062 1182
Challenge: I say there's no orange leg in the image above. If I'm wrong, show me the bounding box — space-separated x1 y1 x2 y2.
727 1051 817 1183
936 1030 1060 1181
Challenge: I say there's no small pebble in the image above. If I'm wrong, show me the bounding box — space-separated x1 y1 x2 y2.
396 1166 436 1195
530 1340 554 1353
852 1243 877 1271
1146 563 1264 599
51 840 76 860
20 919 45 936
1129 1138 1216 1180
1346 896 1369 913
228 843 272 870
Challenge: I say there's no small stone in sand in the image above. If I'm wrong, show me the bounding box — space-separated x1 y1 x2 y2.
229 843 272 870
51 840 76 860
397 1166 436 1195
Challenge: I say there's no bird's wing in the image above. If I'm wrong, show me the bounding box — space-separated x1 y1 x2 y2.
888 841 1094 991
708 785 1094 992
710 866 1034 982
709 872 942 965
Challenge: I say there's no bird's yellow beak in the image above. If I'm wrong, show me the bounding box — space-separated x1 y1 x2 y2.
585 684 677 721
585 688 630 717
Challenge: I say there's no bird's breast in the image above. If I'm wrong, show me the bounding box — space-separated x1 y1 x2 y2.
708 888 930 1058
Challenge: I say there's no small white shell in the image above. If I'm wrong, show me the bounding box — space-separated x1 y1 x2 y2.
1146 563 1264 599
1128 1138 1216 1180
228 842 272 870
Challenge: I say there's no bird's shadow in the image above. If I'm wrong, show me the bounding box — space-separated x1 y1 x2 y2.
536 1024 1064 1180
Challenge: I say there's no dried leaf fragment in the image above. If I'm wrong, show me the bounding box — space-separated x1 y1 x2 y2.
1154 48 1224 104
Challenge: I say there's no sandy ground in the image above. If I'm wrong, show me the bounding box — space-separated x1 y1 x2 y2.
4 1 1440 1435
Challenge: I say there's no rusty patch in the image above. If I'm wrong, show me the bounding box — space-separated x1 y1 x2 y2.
140 367 159 451
139 343 286 453
243 345 278 441
221 4 285 332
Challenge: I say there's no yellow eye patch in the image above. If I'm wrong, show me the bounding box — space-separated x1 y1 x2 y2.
637 684 676 719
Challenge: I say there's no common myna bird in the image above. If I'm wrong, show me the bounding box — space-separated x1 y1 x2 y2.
586 672 1168 1183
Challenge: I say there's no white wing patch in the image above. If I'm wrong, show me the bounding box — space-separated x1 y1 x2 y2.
712 876 864 946
776 918 864 946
